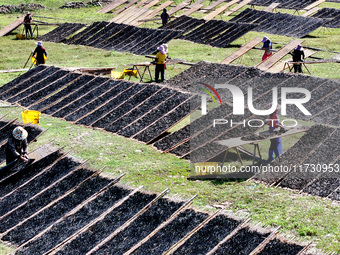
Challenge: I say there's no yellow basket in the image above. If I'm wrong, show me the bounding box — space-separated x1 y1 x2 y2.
123 69 138 78
111 70 125 79
21 110 41 125
16 34 25 40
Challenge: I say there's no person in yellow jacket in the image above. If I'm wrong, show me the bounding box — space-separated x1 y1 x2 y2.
155 45 167 83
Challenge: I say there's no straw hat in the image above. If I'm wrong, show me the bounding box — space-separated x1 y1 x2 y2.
12 127 28 140
37 41 42 46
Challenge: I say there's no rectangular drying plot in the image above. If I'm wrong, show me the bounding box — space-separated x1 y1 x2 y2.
56 192 157 254
96 23 128 49
258 238 305 255
119 29 157 52
34 74 93 112
87 23 128 47
76 82 144 126
15 185 132 255
104 87 176 133
91 84 161 128
134 97 195 143
135 30 181 55
182 20 229 44
81 22 120 46
312 8 340 28
172 214 241 255
64 79 125 122
27 72 82 110
41 75 96 115
51 76 110 118
17 70 72 107
118 92 190 138
0 150 64 198
0 168 94 234
250 0 319 9
132 209 209 254
231 8 324 37
37 23 86 43
65 21 109 45
253 124 335 185
1 173 112 246
209 23 257 48
212 228 270 255
161 16 205 34
0 66 59 101
7 68 66 103
0 66 47 97
91 198 183 254
279 128 340 190
77 22 110 46
0 156 79 220
153 125 190 152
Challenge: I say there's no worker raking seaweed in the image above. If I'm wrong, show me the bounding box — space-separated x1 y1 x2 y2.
33 41 47 65
155 45 167 83
261 36 272 61
6 127 29 165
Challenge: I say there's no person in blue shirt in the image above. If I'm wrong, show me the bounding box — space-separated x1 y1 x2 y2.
261 36 272 61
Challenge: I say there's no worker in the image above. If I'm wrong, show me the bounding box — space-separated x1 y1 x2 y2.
23 11 33 39
155 45 167 83
6 126 29 165
291 44 305 73
267 108 283 162
33 41 47 65
261 36 272 61
161 8 170 26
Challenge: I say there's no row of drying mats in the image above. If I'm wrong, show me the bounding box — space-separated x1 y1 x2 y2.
36 8 340 54
1 62 340 200
0 118 311 254
162 8 334 39
0 65 198 144
159 62 340 201
37 21 181 55
159 61 340 159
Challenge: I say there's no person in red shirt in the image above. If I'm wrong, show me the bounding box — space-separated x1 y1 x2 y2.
268 108 283 162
